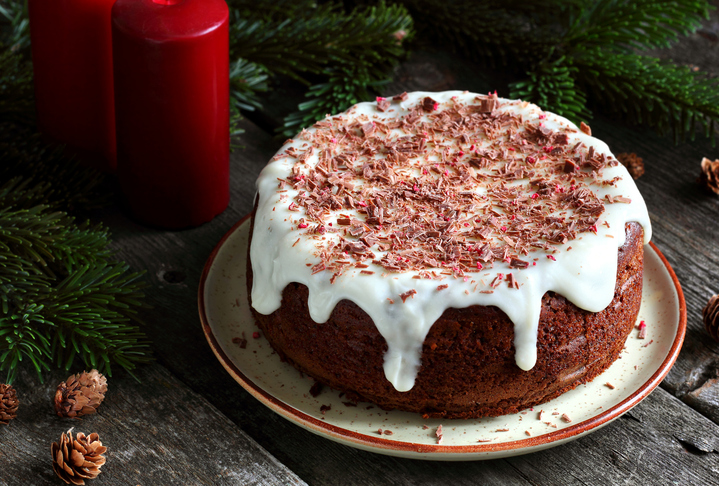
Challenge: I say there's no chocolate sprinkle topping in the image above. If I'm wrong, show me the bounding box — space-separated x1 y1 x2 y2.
278 95 615 291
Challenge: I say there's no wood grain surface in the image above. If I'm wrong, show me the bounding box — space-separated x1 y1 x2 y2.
5 9 719 486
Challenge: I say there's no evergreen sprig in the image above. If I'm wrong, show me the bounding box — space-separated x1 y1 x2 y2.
0 0 30 52
227 0 413 134
230 1 411 82
0 47 151 384
402 0 715 141
509 58 591 122
281 63 392 137
0 177 152 384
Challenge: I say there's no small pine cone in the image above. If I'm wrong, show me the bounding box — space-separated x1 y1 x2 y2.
0 383 19 425
699 158 719 195
703 294 719 342
51 429 107 485
55 370 108 418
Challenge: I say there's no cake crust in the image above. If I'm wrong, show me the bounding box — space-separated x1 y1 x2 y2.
248 216 643 419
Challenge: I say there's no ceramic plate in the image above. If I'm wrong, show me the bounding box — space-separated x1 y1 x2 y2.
199 216 686 461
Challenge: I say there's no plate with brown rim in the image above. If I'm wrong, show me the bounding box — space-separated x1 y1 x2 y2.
199 215 686 461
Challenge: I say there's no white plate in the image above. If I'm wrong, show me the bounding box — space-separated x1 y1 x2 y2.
199 216 686 461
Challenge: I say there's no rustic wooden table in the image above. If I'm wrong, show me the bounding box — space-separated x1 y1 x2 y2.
5 18 719 486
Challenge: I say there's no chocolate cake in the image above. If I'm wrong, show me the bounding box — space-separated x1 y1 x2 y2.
247 91 652 419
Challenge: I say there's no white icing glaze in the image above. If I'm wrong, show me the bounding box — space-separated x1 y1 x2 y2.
250 91 652 392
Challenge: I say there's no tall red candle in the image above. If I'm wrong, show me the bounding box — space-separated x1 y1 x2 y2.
111 0 230 229
28 0 117 172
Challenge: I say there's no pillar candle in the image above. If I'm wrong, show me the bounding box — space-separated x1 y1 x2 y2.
111 0 230 229
28 0 117 172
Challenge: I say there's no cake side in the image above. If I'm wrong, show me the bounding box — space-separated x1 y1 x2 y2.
247 218 643 419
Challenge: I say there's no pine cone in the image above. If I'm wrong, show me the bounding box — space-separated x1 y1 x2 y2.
0 383 19 425
703 294 719 342
51 429 107 485
55 370 107 418
699 157 719 195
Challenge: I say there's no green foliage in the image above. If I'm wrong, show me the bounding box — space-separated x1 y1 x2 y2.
574 48 719 143
0 47 151 384
230 58 268 112
227 0 413 134
0 0 30 51
510 59 591 122
401 0 715 142
281 64 391 137
0 176 152 385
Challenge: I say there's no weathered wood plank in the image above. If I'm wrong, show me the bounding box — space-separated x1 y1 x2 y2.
0 365 306 486
504 387 719 486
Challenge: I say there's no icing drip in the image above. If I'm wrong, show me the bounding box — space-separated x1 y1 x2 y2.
250 91 652 392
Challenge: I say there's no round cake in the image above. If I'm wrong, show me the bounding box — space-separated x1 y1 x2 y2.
247 91 651 419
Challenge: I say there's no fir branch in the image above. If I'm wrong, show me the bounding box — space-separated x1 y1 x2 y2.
230 58 268 112
405 0 716 140
0 127 108 212
398 0 574 65
230 1 412 82
0 43 150 383
575 48 719 143
563 0 708 52
280 63 391 137
0 0 30 52
509 57 591 122
0 180 151 384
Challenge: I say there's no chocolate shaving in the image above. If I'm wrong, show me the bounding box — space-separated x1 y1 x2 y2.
478 94 498 113
422 96 438 112
616 152 645 179
509 257 529 269
400 289 417 302
232 335 248 349
393 92 409 102
579 122 592 136
376 98 390 112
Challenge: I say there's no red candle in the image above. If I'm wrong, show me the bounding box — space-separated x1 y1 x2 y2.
28 0 117 172
111 0 230 229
